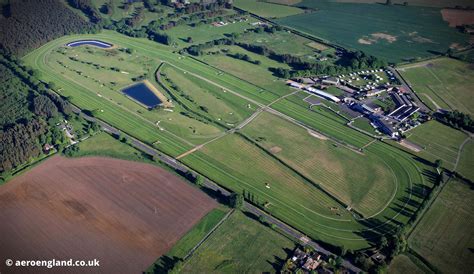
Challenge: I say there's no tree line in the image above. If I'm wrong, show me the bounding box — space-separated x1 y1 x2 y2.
0 0 98 56
435 110 473 133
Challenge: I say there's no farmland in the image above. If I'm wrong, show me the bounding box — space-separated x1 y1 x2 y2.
408 179 474 273
0 156 217 273
241 111 396 217
405 121 469 170
387 254 432 274
398 57 474 113
276 1 470 62
179 211 296 273
457 139 474 182
234 0 304 18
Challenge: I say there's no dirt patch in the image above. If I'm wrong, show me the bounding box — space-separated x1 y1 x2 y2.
269 146 282 153
306 41 329 51
371 33 397 43
358 33 397 45
307 129 328 140
0 156 216 273
399 139 422 152
441 8 474 27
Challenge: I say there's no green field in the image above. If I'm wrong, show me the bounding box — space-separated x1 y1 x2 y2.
234 0 304 18
408 179 474 274
179 210 296 273
405 121 469 170
200 45 293 95
149 207 229 273
388 254 432 274
159 64 256 126
457 139 474 182
75 132 150 161
241 111 395 217
276 1 469 62
399 57 474 113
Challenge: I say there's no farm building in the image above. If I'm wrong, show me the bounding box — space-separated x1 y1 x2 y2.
371 116 399 138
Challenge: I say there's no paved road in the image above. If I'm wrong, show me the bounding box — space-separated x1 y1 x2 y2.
69 105 362 273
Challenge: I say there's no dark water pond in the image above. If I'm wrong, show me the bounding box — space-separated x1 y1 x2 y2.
66 40 113 48
122 82 162 108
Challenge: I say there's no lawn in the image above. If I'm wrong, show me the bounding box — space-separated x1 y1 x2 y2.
405 120 469 170
241 111 396 217
148 206 230 273
408 179 474 274
276 1 469 63
234 0 304 18
351 117 379 135
398 57 474 113
179 210 296 273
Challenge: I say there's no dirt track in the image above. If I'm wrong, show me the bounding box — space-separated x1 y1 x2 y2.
0 156 216 273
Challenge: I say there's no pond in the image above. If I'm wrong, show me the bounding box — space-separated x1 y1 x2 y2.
122 82 162 109
66 40 113 48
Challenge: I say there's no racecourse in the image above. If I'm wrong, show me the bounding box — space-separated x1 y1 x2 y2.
23 30 433 250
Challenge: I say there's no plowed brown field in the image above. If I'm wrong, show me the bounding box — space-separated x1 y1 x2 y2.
0 156 216 273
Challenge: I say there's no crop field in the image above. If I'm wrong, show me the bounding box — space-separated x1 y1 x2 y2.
331 0 474 7
398 57 474 113
234 0 304 18
0 156 217 273
457 139 474 182
180 211 296 273
409 179 474 273
405 121 469 170
241 111 395 217
276 1 470 62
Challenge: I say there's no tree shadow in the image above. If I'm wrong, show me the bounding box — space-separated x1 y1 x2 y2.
152 256 181 273
406 183 431 199
200 185 229 204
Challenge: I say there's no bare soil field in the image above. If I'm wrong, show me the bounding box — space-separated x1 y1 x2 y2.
0 156 216 273
441 8 474 27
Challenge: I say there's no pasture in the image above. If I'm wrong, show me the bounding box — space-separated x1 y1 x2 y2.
388 254 432 274
179 211 296 273
234 0 304 18
149 206 229 272
199 45 293 95
276 1 470 62
457 139 474 182
241 111 396 217
0 156 217 273
159 64 256 126
398 57 474 113
405 121 469 170
408 179 474 274
330 0 474 7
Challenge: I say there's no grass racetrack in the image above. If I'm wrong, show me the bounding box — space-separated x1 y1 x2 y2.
408 179 474 273
241 111 396 217
405 121 469 170
23 30 435 250
398 57 474 113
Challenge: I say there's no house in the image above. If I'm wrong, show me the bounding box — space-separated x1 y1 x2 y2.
43 144 54 153
302 256 321 271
